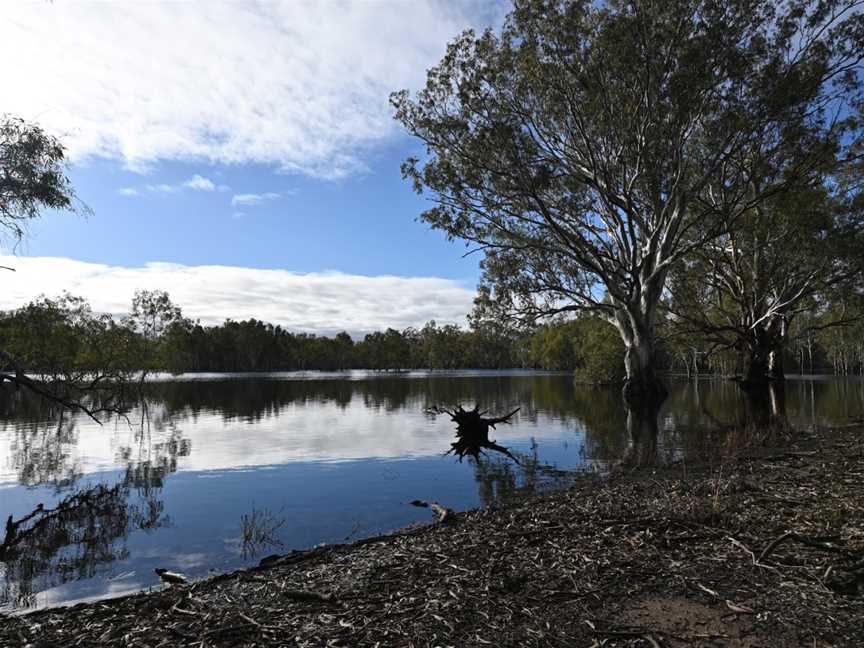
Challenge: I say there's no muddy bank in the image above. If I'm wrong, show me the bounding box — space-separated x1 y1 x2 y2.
1 424 862 647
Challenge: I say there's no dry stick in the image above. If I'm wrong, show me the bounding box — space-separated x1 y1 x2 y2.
759 532 849 563
282 589 332 603
238 612 260 627
728 537 781 573
642 634 663 648
202 622 259 639
170 605 198 617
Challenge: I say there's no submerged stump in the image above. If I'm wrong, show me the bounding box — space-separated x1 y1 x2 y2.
432 405 521 463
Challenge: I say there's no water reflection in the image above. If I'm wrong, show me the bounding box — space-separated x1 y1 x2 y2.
623 398 661 467
0 372 862 612
1 470 170 609
0 402 189 610
9 416 83 489
473 440 577 507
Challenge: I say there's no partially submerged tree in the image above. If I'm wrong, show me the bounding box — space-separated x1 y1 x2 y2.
433 405 522 462
0 294 136 418
392 0 864 400
667 182 864 385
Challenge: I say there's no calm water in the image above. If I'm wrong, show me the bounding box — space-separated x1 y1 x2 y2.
1 371 862 612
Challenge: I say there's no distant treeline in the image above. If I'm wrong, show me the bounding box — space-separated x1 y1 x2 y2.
0 291 626 381
157 313 628 383
0 290 861 383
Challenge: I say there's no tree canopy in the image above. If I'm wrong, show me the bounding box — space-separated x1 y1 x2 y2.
0 116 84 249
668 179 864 383
392 0 864 398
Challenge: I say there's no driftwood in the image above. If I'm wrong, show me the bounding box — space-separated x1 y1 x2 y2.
155 569 189 585
432 405 521 463
410 500 455 523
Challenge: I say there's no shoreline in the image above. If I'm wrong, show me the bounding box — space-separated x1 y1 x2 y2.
2 424 862 647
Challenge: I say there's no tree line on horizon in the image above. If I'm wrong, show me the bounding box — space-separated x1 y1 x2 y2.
0 289 861 385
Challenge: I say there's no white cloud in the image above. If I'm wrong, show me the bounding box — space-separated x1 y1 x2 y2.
0 255 474 337
120 174 227 196
183 174 219 191
231 192 282 207
1 2 506 179
145 183 181 194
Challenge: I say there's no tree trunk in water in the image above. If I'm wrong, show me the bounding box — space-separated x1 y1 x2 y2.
622 335 667 402
743 333 772 386
741 381 788 432
768 381 788 429
768 348 785 380
611 271 668 405
622 397 660 467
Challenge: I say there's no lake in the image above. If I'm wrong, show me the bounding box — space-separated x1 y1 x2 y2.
1 371 862 613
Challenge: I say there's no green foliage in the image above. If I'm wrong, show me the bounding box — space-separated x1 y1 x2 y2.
572 317 625 384
128 290 184 341
0 116 84 247
529 322 579 371
0 293 133 378
126 290 188 374
0 291 859 379
0 117 120 417
667 176 864 382
529 317 624 383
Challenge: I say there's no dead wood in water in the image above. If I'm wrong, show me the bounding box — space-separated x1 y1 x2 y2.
410 500 455 523
431 405 521 463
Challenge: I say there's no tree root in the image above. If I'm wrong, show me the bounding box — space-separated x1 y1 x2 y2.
430 404 521 463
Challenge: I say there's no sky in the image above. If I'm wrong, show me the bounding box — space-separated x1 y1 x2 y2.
1 1 508 336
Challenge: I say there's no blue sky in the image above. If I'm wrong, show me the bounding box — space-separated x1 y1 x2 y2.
1 1 508 335
28 144 479 279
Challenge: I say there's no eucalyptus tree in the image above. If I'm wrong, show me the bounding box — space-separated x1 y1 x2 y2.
667 182 864 384
126 289 187 379
0 116 87 249
0 294 137 418
392 0 864 399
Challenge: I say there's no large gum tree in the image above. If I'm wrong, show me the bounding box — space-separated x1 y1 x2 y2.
667 180 864 386
392 0 864 400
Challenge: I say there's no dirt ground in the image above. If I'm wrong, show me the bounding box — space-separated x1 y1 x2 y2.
1 423 862 647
